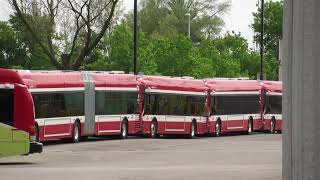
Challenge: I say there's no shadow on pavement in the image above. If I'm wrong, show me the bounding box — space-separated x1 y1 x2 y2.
42 135 145 146
0 162 37 166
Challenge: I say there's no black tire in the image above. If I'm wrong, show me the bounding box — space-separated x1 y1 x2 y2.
120 121 128 139
215 120 221 137
35 124 40 142
247 118 253 135
189 121 197 139
150 120 158 138
72 121 81 143
270 118 276 134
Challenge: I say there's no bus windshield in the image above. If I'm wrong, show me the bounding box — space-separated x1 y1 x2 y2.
0 89 14 126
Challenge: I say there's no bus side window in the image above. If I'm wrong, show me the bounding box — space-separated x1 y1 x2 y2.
143 93 149 114
210 97 215 115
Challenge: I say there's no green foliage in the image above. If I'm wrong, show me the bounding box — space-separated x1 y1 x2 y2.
0 21 21 68
125 0 230 41
6 15 54 70
2 0 281 80
251 0 283 80
86 22 267 79
109 24 134 73
252 1 283 50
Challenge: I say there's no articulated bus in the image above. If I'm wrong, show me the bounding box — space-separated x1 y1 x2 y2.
0 69 42 156
205 80 262 136
139 76 209 138
11 69 283 142
261 81 282 133
17 71 140 142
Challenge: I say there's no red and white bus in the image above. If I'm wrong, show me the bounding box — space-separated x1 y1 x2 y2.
139 76 209 138
261 81 282 133
18 71 140 142
205 80 262 136
0 69 42 154
92 73 141 138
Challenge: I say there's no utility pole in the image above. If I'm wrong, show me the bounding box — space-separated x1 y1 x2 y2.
133 0 138 75
260 0 264 80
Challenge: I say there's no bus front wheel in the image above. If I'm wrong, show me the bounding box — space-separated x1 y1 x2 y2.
150 120 158 138
247 119 253 135
72 121 81 143
215 120 221 137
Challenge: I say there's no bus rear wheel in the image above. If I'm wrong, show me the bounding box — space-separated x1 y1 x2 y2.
215 120 221 137
35 124 40 142
189 121 197 139
270 118 276 134
72 122 81 143
120 121 128 139
247 119 253 135
150 120 158 138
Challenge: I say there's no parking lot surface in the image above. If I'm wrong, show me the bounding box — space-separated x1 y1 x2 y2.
0 134 281 180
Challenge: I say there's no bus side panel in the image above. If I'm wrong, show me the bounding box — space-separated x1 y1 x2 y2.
276 120 282 131
14 84 35 136
142 116 151 135
165 116 185 133
263 118 272 131
253 118 263 131
196 117 207 135
154 116 165 134
127 115 138 135
43 119 72 137
95 116 121 135
208 117 217 134
226 115 244 130
219 116 228 133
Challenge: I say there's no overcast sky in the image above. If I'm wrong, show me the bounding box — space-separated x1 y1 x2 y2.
0 0 278 46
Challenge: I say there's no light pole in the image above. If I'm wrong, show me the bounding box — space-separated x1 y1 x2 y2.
185 13 191 38
134 0 138 75
260 0 264 80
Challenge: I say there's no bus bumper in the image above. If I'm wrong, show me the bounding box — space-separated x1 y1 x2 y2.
29 142 43 154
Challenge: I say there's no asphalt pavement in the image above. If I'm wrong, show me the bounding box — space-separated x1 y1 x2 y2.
0 133 282 180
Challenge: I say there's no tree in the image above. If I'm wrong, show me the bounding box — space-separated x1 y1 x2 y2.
9 0 119 70
251 1 283 80
125 0 230 41
251 1 283 51
9 15 55 70
108 23 134 73
0 21 23 68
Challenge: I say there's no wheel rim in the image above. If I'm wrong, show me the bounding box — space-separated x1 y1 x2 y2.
74 125 79 140
248 121 252 133
151 122 156 137
216 122 220 136
122 123 127 137
191 123 195 137
271 120 275 133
